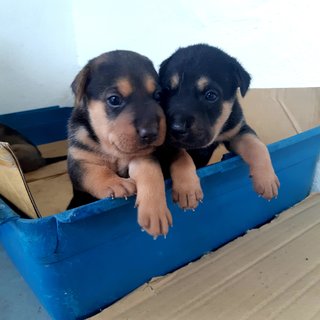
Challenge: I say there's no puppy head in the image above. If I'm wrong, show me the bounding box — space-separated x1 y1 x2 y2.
159 44 251 149
71 50 166 155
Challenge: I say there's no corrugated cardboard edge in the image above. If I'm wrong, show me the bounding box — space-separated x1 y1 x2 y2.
92 193 320 320
0 142 40 218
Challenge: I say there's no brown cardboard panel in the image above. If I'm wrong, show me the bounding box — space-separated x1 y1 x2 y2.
92 194 320 320
28 172 72 217
209 87 320 164
25 141 71 216
37 140 68 158
0 142 39 218
0 140 69 217
240 88 320 144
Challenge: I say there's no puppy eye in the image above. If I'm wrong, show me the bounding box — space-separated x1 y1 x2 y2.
153 90 162 102
107 95 124 108
205 90 219 103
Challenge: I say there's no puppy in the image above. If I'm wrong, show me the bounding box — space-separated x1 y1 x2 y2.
67 50 172 237
158 44 280 210
0 123 66 172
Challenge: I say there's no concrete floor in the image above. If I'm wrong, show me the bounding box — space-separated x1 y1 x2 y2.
0 244 50 320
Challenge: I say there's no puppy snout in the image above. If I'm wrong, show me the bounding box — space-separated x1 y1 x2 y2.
138 127 158 144
170 116 194 136
171 122 187 135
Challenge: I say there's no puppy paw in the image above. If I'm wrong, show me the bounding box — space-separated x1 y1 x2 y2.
103 177 137 199
250 167 280 200
172 173 203 210
136 198 173 238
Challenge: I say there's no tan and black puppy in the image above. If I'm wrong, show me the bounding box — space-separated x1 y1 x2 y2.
158 44 280 209
67 50 172 238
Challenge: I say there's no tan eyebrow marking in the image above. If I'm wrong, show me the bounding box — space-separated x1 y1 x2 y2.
144 75 156 94
116 78 133 97
170 73 180 90
196 76 209 91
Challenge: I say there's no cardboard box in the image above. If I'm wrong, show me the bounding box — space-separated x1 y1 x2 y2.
0 88 319 319
94 193 320 320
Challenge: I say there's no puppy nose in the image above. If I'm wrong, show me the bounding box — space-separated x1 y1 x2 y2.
138 127 158 144
171 122 187 135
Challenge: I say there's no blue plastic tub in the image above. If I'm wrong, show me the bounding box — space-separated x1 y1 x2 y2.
1 107 320 319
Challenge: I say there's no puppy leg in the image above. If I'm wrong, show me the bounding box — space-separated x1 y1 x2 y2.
129 157 172 238
230 133 280 200
170 149 203 210
81 162 137 199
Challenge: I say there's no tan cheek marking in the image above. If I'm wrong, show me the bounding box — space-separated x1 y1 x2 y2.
109 109 156 155
88 100 113 148
144 75 156 94
116 78 133 97
74 126 99 150
216 119 244 142
170 73 179 90
209 101 233 144
109 109 137 144
196 76 209 91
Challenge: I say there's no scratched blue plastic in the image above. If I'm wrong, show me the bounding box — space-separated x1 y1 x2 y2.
0 107 319 319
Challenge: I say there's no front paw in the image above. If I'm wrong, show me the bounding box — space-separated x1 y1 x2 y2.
100 177 136 199
172 173 203 210
136 198 173 238
250 167 280 200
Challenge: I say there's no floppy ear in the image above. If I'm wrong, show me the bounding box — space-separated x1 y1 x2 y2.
233 59 251 97
71 64 90 107
158 56 172 82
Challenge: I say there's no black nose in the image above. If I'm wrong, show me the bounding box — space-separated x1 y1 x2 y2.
171 122 187 135
138 127 158 144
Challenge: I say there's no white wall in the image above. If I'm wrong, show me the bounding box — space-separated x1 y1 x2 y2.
1 0 320 114
73 0 320 88
0 0 78 114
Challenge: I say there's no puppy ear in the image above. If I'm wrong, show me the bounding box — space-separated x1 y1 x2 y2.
233 60 251 97
159 57 171 80
71 64 90 107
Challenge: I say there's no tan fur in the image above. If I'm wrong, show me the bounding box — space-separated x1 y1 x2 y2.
81 161 135 199
116 78 133 97
206 101 233 146
74 126 100 150
144 75 156 94
69 146 109 166
216 119 244 142
170 149 203 209
129 157 172 236
230 133 280 199
196 76 209 91
87 100 166 157
170 73 180 90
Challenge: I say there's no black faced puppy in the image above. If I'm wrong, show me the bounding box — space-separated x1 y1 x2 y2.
67 50 172 237
159 44 279 210
0 123 66 172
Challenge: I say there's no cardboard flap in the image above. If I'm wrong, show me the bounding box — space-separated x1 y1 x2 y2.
0 142 40 218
